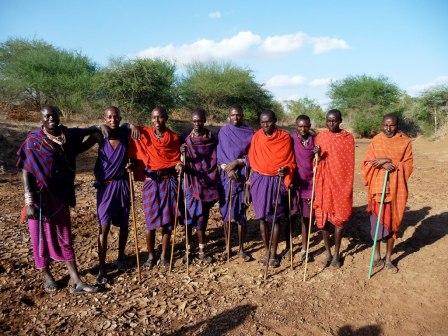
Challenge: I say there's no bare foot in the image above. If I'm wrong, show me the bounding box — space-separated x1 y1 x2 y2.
322 252 333 268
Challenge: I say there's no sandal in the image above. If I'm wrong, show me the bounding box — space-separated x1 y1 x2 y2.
331 257 341 269
238 250 251 262
373 258 385 268
115 259 128 271
96 272 108 285
385 260 398 273
269 257 280 268
70 283 99 294
198 251 213 264
43 279 59 293
159 257 170 268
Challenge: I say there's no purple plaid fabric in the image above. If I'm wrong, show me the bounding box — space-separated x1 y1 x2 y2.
290 132 315 217
183 130 218 228
142 171 179 230
95 136 130 228
217 124 253 223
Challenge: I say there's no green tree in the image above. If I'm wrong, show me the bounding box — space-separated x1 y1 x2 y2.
411 85 448 134
94 58 177 123
328 75 402 137
286 97 325 127
179 61 274 123
0 38 96 115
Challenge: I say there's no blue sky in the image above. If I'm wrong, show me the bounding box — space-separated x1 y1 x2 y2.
1 0 447 107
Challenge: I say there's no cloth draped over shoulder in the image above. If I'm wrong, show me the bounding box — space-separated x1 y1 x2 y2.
184 130 219 202
248 128 296 188
217 124 253 165
313 129 355 228
16 127 86 207
361 132 413 234
128 126 181 181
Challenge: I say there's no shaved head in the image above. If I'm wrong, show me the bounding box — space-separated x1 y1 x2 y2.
382 113 399 124
327 109 342 121
104 106 120 116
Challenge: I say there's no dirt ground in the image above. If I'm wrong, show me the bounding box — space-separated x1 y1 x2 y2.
0 118 447 336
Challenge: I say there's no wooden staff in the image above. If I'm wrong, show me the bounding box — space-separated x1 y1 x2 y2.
182 155 190 276
264 175 282 280
303 154 318 282
368 170 389 279
128 166 141 282
169 173 182 273
288 188 293 270
226 180 233 262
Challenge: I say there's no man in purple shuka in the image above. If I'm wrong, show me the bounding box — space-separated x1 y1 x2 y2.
285 115 319 262
17 106 98 294
217 105 254 261
181 108 219 263
85 106 136 284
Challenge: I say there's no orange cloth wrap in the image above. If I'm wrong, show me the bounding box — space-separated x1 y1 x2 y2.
248 128 296 188
128 127 181 181
314 129 355 229
361 132 413 236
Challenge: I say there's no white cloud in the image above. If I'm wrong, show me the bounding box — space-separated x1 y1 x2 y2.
266 75 306 88
407 76 448 95
260 32 307 54
136 31 350 64
308 77 332 87
310 37 350 54
208 11 221 19
137 31 261 64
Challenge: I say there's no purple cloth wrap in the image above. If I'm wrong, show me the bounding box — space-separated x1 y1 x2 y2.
217 124 253 224
95 137 130 228
370 214 391 241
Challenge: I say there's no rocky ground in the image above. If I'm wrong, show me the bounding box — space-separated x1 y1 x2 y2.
0 119 447 335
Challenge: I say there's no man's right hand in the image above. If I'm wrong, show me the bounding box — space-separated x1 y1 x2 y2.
227 170 238 180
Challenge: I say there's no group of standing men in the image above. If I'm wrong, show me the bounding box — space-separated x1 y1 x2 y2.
17 104 413 293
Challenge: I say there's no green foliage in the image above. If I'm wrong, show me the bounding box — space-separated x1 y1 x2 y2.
94 58 177 123
0 38 96 115
286 97 325 127
179 61 274 123
409 85 448 134
328 75 402 137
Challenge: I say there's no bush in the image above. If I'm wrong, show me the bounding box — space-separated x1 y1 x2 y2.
179 61 274 123
328 75 402 136
94 58 177 123
0 38 96 116
285 97 325 127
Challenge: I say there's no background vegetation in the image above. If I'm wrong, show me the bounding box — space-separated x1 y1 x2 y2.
1 38 447 136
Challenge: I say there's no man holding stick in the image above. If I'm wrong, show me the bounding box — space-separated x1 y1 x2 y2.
181 108 219 263
217 105 254 261
314 109 355 268
286 115 319 262
128 106 183 268
362 114 413 272
17 105 98 293
248 110 296 267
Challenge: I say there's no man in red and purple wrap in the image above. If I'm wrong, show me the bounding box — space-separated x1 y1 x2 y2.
248 110 296 268
17 106 98 294
128 106 183 268
217 105 254 261
181 108 219 263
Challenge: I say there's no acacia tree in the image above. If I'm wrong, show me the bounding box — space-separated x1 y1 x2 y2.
0 38 96 115
94 58 177 123
412 85 448 134
179 62 274 123
286 97 325 127
328 75 402 137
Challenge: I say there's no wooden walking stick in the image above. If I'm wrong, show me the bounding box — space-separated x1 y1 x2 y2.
264 175 283 280
226 180 233 262
368 170 389 279
128 166 141 282
169 173 182 272
303 154 319 282
288 189 293 270
182 155 190 276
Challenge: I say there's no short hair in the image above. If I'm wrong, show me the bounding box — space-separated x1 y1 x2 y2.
229 104 243 114
152 105 168 118
41 105 61 116
382 113 399 124
104 106 120 116
296 114 311 124
192 107 206 120
327 108 342 120
259 109 277 122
